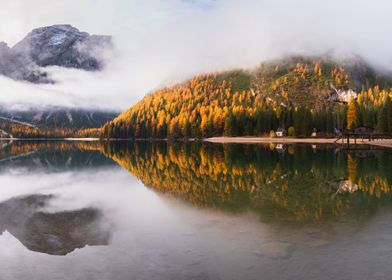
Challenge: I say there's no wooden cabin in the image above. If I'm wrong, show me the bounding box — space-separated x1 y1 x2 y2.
276 128 286 137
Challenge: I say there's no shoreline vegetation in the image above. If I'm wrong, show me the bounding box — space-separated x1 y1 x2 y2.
1 136 392 149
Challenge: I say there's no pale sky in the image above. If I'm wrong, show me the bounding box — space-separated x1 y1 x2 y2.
0 0 392 111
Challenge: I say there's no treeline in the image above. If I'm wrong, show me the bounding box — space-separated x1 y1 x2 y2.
0 122 101 138
101 69 392 139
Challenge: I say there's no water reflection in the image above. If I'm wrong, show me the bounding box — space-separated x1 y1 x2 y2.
2 140 392 225
0 141 113 172
102 142 392 224
0 141 392 279
0 194 109 255
0 141 114 256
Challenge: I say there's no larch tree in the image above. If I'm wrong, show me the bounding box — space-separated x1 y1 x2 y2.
347 99 357 130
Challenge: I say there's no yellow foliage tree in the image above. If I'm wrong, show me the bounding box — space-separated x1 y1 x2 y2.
347 98 357 130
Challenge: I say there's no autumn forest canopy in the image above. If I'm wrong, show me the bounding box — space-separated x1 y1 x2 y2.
101 55 392 139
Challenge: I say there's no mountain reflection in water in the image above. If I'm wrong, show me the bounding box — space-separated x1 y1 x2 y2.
0 141 114 256
0 194 109 255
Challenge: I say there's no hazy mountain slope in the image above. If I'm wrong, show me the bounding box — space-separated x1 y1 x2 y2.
252 55 392 108
0 107 117 129
0 42 47 82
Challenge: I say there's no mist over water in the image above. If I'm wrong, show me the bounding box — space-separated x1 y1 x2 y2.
0 141 391 279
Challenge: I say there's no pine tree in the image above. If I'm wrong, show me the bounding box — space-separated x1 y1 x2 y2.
377 109 386 132
223 113 233 136
385 96 392 133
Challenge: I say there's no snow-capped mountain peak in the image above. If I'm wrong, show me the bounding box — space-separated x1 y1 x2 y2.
0 25 112 83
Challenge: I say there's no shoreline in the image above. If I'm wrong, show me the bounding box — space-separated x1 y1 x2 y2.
205 137 337 144
205 137 392 148
1 136 392 149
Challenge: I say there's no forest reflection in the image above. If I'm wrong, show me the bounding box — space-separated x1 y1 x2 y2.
1 140 392 224
101 142 392 224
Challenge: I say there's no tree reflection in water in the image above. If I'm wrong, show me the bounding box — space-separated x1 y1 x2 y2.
102 142 392 224
1 140 391 225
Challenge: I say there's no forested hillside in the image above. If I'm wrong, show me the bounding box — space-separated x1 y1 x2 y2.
101 56 392 139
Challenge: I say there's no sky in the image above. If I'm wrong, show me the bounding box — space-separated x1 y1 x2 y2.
0 0 392 111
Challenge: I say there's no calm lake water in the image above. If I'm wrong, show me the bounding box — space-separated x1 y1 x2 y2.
0 140 392 280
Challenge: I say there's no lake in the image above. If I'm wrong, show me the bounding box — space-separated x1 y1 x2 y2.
0 140 391 280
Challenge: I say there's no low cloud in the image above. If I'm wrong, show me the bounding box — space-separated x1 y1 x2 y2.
0 0 392 111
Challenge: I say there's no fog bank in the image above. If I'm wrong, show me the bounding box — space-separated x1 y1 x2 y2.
0 0 391 110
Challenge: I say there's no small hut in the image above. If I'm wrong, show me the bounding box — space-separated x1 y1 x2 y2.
276 128 286 137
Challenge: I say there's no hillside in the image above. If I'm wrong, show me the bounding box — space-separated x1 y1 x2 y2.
101 56 392 139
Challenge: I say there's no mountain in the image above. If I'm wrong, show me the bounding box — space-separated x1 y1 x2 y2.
0 24 111 83
0 25 116 136
0 41 44 82
101 55 392 139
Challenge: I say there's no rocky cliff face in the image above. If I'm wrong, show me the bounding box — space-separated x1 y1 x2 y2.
0 41 47 82
0 25 111 83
